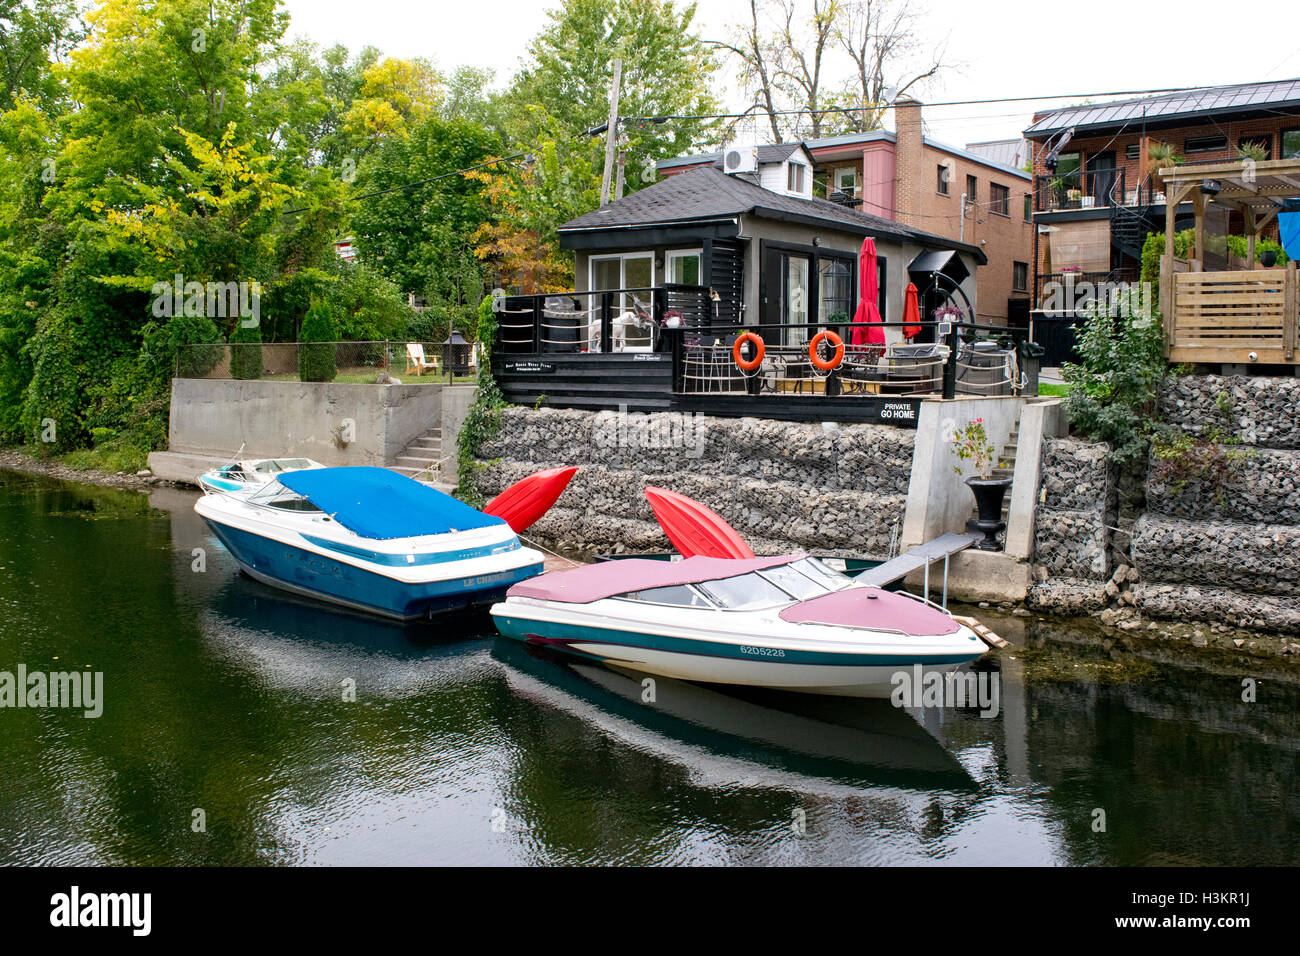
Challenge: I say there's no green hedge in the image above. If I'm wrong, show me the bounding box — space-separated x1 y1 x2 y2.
298 304 337 382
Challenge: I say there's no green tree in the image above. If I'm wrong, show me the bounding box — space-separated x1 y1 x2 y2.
507 0 719 183
0 1 83 114
350 113 501 302
0 0 339 457
1062 286 1168 463
321 258 417 342
479 0 719 289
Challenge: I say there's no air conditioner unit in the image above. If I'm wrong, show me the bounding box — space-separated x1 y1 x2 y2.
722 144 758 175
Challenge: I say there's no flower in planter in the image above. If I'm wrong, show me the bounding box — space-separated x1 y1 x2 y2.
948 417 996 479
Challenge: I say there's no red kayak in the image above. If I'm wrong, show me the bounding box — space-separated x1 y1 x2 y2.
484 466 578 533
644 486 755 559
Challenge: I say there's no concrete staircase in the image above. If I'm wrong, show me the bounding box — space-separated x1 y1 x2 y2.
390 427 445 482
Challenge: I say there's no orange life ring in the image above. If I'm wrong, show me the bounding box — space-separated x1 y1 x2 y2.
809 330 845 371
733 332 765 372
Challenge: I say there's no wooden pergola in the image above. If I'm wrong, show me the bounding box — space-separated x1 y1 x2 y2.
1158 158 1300 365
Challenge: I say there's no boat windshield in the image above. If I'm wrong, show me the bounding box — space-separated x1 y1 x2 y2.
247 480 324 513
697 572 796 610
264 495 324 512
757 562 831 600
790 557 854 590
252 458 315 475
622 584 714 608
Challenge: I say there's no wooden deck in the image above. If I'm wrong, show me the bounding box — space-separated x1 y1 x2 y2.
1165 263 1298 364
1158 158 1300 367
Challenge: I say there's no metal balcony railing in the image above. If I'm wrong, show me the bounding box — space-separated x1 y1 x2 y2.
1034 166 1160 212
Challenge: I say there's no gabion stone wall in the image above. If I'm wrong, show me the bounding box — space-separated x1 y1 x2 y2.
1131 583 1300 635
476 407 914 557
1146 446 1300 524
1159 375 1300 449
1031 438 1115 581
1131 515 1300 596
1140 374 1300 612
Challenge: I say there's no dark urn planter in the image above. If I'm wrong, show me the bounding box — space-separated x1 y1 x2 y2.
966 476 1012 551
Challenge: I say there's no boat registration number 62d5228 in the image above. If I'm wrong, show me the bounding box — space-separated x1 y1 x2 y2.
739 645 786 658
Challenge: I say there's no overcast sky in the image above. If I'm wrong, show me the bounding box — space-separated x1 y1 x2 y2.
280 0 1300 150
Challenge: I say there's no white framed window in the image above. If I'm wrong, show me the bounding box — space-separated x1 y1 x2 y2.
666 249 702 286
787 161 806 194
833 167 858 197
589 252 655 352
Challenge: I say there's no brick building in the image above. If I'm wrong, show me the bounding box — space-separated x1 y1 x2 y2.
1024 77 1300 345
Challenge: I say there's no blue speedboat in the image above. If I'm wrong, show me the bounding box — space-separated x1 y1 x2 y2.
195 466 546 620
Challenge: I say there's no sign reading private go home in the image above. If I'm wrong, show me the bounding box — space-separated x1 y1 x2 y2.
877 400 920 424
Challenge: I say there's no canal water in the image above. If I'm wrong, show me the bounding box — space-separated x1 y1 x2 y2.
1 468 1297 866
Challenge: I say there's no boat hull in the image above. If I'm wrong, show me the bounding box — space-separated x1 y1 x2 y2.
203 517 542 620
491 613 980 698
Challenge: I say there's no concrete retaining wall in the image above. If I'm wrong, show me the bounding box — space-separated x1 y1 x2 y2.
167 378 443 465
899 396 1024 550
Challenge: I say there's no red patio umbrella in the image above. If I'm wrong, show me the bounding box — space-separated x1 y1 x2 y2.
850 237 886 350
902 281 922 339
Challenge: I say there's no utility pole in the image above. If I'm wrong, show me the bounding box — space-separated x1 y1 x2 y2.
600 57 623 206
615 152 626 200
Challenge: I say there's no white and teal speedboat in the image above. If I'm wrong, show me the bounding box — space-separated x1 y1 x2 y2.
197 457 324 495
195 466 545 619
490 554 987 698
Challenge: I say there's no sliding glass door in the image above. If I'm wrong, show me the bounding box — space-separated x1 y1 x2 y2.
590 252 655 351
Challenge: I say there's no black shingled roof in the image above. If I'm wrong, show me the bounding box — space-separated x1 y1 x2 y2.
558 166 986 263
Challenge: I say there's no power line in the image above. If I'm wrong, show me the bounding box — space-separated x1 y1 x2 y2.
619 85 1224 124
281 151 531 216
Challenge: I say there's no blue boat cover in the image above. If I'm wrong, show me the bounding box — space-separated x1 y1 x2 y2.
278 466 506 540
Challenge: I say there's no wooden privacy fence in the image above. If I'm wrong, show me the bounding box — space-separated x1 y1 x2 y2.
1165 262 1299 365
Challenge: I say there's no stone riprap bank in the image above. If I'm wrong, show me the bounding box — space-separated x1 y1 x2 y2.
476 407 913 558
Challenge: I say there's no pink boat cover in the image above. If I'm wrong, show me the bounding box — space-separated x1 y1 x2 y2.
779 588 960 637
507 554 805 604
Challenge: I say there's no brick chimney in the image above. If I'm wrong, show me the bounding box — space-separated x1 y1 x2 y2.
893 95 924 229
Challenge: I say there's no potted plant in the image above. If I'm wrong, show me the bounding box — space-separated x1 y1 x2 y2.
1237 140 1268 163
949 417 1010 551
1147 141 1181 190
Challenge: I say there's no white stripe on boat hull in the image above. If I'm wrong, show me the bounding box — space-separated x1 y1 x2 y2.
563 640 965 698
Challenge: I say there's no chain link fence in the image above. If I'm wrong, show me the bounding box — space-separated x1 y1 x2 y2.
176 340 477 382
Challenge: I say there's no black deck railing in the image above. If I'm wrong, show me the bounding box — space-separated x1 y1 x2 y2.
1034 165 1158 212
666 320 1034 400
495 284 713 355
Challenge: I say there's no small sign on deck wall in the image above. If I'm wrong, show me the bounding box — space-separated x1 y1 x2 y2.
672 394 924 428
879 400 919 424
502 361 556 375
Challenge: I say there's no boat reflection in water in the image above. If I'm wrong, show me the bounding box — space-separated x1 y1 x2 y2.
198 569 495 698
490 638 975 795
